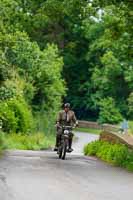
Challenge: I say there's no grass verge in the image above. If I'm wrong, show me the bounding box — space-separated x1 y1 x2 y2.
0 132 6 155
1 132 55 151
84 140 133 172
75 127 101 134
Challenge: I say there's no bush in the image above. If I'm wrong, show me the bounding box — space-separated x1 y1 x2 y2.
0 98 33 133
0 101 18 133
8 98 33 133
34 111 57 137
98 97 123 124
0 85 15 101
128 93 133 119
84 140 102 156
5 133 54 150
0 131 6 152
84 140 133 172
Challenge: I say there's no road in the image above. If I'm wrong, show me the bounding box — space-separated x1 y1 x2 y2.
0 132 133 200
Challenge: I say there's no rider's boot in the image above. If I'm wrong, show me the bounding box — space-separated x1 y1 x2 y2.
54 135 60 151
68 138 73 152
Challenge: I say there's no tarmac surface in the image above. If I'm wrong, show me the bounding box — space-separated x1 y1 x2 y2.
0 132 133 200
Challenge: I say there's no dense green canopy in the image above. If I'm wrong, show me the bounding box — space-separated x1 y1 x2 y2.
0 0 132 133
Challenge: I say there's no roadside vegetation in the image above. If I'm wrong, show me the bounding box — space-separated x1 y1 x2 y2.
0 0 132 151
0 2 65 150
3 132 54 150
0 132 6 154
84 140 133 172
0 131 55 152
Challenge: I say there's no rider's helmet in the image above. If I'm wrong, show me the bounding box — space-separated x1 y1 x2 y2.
64 103 70 108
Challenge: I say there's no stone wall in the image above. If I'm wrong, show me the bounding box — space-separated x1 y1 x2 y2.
78 120 133 149
78 120 101 129
100 131 133 150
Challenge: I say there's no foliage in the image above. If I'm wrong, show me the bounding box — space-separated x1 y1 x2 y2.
82 2 132 120
128 93 133 119
0 131 6 152
0 98 33 133
0 50 10 85
0 101 17 133
8 98 33 133
98 97 122 124
0 0 132 135
0 85 15 101
84 140 102 156
3 132 55 150
0 26 65 135
84 140 133 172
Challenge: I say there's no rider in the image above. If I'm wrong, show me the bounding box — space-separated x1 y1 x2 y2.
54 103 78 152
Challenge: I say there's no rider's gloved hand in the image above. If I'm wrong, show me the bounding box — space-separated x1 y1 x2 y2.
55 122 60 128
76 121 78 126
73 121 78 128
73 124 76 128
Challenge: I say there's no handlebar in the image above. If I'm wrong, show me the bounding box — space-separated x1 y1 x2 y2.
55 125 75 129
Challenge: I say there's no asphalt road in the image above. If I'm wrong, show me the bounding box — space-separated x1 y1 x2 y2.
0 132 133 200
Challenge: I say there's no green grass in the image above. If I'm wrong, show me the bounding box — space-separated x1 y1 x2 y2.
2 132 55 150
75 127 101 135
0 132 7 155
84 140 133 172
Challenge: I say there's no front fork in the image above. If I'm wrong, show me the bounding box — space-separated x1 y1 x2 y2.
57 136 68 154
61 135 69 148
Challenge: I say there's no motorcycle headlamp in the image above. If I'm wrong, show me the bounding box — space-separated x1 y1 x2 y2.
64 130 69 134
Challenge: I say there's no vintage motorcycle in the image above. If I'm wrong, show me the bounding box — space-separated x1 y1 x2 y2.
57 125 74 160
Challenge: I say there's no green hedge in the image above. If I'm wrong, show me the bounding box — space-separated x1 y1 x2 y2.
0 132 6 153
84 140 133 172
0 98 33 133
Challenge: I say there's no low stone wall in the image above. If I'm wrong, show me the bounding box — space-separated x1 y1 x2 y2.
78 120 133 149
78 120 101 129
100 131 133 150
102 124 120 132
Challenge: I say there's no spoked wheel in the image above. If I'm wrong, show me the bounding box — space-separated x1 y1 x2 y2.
62 143 67 160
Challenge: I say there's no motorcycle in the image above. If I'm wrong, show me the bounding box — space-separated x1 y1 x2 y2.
57 125 74 160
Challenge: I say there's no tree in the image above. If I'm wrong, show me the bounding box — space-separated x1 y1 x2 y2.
82 1 132 119
0 0 132 127
98 97 122 124
128 93 133 119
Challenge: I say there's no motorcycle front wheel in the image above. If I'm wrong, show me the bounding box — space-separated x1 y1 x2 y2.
58 146 63 159
62 142 67 160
